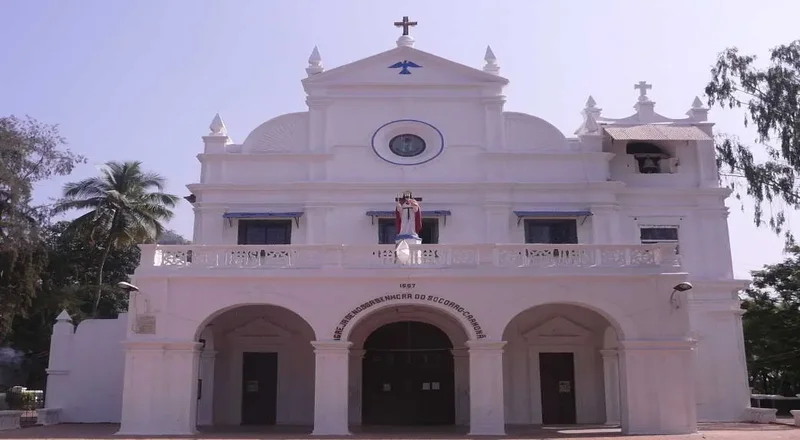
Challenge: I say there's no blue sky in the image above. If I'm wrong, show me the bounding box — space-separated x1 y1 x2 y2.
2 0 798 279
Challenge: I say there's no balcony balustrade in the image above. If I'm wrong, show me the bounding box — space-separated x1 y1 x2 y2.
137 243 681 272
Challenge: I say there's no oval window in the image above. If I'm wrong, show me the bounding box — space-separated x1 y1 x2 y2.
389 134 426 157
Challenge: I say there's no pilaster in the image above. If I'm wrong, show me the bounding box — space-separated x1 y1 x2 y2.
600 349 621 425
196 350 217 426
451 348 470 426
348 349 365 425
466 340 506 435
311 340 352 436
590 205 620 244
482 97 506 151
484 204 511 243
619 340 697 435
303 205 331 244
117 340 202 436
306 97 331 153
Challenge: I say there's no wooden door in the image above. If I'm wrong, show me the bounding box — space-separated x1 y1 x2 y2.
241 352 278 425
539 352 577 424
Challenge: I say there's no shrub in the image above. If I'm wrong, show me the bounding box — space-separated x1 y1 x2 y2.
5 388 37 410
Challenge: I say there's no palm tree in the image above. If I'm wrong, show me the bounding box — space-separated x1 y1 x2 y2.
54 161 179 316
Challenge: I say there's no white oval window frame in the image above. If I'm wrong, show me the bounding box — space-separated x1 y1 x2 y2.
371 119 445 166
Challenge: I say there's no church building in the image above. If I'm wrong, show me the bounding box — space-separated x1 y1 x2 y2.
43 18 751 437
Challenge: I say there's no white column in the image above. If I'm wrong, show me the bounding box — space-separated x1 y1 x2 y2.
589 206 620 244
311 340 352 436
452 348 470 426
196 350 217 426
467 340 506 435
348 349 365 426
117 341 202 436
619 340 697 435
601 349 621 425
45 311 74 411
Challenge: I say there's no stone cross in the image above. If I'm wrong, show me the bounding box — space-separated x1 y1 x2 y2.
394 16 418 36
634 81 652 101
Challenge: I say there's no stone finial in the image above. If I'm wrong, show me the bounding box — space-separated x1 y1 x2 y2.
397 34 415 48
56 309 72 323
577 111 601 136
574 95 603 135
306 46 324 76
686 96 709 121
483 46 500 75
209 113 227 136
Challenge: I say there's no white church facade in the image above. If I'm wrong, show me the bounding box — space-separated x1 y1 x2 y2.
44 20 751 437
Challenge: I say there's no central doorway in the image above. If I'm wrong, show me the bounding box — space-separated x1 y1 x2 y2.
361 321 455 425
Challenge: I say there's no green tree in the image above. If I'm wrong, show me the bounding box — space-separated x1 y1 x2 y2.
53 161 179 317
0 115 84 340
7 221 145 388
705 40 800 239
741 246 800 395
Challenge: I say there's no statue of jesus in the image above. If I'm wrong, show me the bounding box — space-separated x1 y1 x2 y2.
395 191 422 245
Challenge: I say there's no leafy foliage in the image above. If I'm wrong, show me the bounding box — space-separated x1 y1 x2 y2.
742 245 800 395
0 116 85 340
705 41 800 239
53 161 179 316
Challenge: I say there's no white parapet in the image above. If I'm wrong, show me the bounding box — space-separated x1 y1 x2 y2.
139 243 681 272
0 411 22 431
36 408 61 426
745 407 778 423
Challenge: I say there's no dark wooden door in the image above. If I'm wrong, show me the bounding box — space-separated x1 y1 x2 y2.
241 352 278 425
361 321 455 425
539 352 577 425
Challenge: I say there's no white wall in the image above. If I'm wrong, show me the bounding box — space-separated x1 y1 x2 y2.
48 314 127 423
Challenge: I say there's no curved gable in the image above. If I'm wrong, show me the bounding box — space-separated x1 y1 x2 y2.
504 112 568 151
242 112 309 153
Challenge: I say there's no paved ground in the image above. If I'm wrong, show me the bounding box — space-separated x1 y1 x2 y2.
0 422 798 439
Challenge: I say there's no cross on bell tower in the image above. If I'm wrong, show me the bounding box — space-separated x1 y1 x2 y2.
634 81 653 102
394 16 418 36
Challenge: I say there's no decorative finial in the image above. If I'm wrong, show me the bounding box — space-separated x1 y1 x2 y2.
585 95 597 109
209 113 227 136
483 46 500 75
56 309 72 323
634 81 653 102
686 96 709 121
576 111 601 136
397 35 415 48
306 46 324 76
583 112 600 134
394 16 417 48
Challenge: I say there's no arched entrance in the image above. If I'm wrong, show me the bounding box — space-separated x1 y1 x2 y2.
501 303 622 426
195 304 315 428
362 321 456 425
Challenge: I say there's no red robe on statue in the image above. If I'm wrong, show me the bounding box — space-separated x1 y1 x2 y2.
395 200 423 235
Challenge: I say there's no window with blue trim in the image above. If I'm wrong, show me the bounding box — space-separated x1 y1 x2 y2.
237 220 292 245
523 219 578 244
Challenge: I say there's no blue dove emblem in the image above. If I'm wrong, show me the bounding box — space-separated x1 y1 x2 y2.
388 60 422 75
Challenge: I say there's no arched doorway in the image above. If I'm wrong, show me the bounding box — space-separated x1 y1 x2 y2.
362 321 456 425
195 304 315 428
501 303 622 426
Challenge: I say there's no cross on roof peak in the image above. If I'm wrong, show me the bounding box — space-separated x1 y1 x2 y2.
634 81 653 102
394 16 418 36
